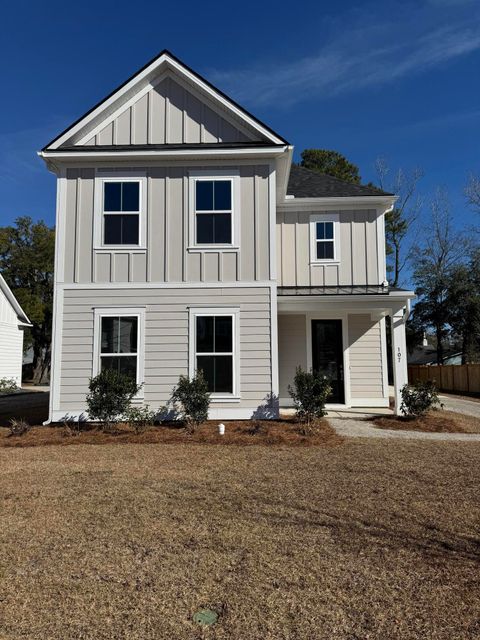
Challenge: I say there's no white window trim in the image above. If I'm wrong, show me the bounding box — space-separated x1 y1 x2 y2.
93 307 145 399
188 169 240 251
188 306 240 402
94 170 147 250
309 212 340 264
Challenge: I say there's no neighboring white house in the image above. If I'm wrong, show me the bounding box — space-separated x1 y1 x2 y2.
39 50 414 421
0 273 31 386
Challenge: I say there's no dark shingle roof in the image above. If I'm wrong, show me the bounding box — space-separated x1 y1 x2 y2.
287 165 392 198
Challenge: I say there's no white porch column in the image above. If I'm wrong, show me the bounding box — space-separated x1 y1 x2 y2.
391 307 409 415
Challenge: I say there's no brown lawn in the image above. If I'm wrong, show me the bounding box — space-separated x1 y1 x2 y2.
1 439 479 639
372 409 480 433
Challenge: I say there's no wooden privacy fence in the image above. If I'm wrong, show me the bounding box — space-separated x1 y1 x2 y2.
408 364 480 394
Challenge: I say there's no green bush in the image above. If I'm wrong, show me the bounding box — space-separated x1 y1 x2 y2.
0 378 18 394
171 372 210 433
86 369 141 430
124 405 158 434
400 380 443 418
288 367 332 429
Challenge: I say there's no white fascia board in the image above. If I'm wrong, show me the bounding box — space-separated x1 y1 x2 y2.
0 273 31 325
278 195 397 210
45 53 285 150
38 146 288 164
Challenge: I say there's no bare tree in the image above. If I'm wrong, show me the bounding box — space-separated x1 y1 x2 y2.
465 173 480 213
375 158 423 287
411 189 469 364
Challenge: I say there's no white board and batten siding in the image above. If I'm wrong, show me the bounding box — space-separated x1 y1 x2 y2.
0 275 30 385
277 209 384 287
62 165 272 286
82 76 255 147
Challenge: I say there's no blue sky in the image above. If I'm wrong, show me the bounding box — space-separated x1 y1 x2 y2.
1 0 479 245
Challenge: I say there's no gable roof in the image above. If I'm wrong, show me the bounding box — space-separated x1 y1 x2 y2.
287 165 393 198
0 273 31 326
43 49 289 150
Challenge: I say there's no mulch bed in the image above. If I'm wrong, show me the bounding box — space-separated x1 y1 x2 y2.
0 418 344 448
371 409 480 434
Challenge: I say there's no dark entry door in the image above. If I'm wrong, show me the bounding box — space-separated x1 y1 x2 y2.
311 319 345 404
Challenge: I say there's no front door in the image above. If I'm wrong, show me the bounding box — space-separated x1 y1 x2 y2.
311 319 345 404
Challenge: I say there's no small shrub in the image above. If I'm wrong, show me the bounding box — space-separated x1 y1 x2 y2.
124 405 158 434
171 372 210 433
400 380 443 418
288 367 332 429
8 418 31 437
246 420 267 436
61 419 82 437
0 378 18 394
86 369 141 430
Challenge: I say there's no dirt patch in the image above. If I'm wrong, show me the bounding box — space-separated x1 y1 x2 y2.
1 440 479 639
0 418 343 449
372 409 480 433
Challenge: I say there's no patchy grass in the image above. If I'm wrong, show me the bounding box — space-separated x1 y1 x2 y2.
372 409 480 434
0 419 342 448
1 440 479 639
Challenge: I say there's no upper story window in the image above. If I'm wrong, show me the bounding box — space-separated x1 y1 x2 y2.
103 181 140 245
315 221 334 259
188 171 240 250
94 171 147 249
310 213 340 263
195 179 232 244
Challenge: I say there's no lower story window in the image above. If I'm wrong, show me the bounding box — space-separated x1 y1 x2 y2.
194 314 235 394
94 309 144 389
100 316 138 379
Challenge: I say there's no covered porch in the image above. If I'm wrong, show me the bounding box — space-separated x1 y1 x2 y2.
277 286 415 415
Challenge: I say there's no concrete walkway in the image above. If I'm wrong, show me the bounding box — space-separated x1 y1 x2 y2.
439 394 480 419
326 409 480 441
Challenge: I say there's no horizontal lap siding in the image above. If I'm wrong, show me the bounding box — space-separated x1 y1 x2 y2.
59 287 271 412
0 321 23 384
348 314 384 399
278 315 307 400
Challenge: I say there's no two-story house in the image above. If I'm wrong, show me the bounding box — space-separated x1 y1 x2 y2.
39 50 414 422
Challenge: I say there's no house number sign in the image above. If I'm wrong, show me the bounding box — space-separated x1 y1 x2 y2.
397 347 402 363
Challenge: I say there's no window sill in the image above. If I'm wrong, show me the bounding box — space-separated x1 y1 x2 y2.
187 245 240 253
210 395 241 403
310 260 340 266
94 246 147 252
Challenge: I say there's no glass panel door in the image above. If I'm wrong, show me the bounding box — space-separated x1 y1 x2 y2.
311 319 345 404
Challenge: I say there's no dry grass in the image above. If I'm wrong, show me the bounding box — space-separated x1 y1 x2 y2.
0 419 342 448
372 409 480 433
1 439 479 639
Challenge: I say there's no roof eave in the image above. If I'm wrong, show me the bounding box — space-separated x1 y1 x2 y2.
277 194 397 209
